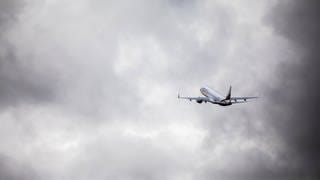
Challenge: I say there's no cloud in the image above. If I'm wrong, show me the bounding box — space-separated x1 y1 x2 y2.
0 1 41 178
1 0 317 180
0 155 39 180
0 0 59 109
0 0 23 27
265 0 320 179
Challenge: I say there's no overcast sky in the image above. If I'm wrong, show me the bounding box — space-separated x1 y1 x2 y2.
0 0 319 179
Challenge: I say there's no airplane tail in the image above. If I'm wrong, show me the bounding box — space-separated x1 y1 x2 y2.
225 86 232 100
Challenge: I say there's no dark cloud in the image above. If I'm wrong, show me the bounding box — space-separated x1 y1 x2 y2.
0 47 57 107
266 0 320 179
0 0 22 27
0 0 58 108
0 155 39 180
2 0 318 180
200 148 297 180
0 1 41 178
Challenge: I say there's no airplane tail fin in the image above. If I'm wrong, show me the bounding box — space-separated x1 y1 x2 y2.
225 86 232 100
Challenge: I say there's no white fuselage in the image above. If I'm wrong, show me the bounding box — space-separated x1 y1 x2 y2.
200 86 224 101
200 86 232 106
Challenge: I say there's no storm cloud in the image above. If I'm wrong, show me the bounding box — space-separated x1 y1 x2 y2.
0 0 57 108
0 0 318 180
266 0 320 178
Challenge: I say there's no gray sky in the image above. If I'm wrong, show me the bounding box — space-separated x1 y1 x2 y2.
0 0 319 179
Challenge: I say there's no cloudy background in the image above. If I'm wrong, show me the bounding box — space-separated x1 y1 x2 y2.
0 0 319 179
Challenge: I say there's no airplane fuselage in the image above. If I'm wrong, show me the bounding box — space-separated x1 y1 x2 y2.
200 86 232 106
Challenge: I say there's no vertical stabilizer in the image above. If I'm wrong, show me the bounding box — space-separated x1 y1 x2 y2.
225 86 232 100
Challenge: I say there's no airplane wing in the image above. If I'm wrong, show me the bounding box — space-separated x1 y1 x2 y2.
178 94 211 102
230 96 258 103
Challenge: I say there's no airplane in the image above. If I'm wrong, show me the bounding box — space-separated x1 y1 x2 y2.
178 86 258 106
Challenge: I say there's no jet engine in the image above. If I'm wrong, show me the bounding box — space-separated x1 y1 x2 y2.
196 99 203 104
